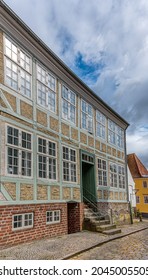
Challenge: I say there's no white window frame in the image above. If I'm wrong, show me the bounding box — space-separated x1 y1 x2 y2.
62 84 76 124
109 162 117 188
6 125 33 178
98 158 107 186
108 119 124 149
118 165 125 189
144 195 148 204
37 63 56 113
62 146 77 183
37 136 57 181
46 210 61 224
4 35 32 99
81 99 93 134
12 213 34 231
96 110 106 140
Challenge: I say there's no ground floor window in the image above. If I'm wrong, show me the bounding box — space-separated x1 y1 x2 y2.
109 163 117 188
38 137 57 180
7 125 32 177
62 146 77 182
98 158 107 186
46 210 60 224
12 213 33 230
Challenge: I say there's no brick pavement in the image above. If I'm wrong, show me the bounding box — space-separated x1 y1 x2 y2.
0 220 148 260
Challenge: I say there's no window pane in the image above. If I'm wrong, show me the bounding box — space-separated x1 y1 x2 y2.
6 58 18 90
62 100 68 119
20 51 30 72
22 151 32 176
38 138 46 153
48 73 55 91
22 131 31 149
38 82 46 106
7 126 19 146
38 155 47 178
20 70 31 97
7 147 19 174
63 161 69 181
62 85 69 100
48 90 55 112
37 65 46 84
48 141 56 156
63 147 69 160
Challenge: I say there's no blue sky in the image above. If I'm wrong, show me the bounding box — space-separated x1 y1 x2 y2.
4 0 148 168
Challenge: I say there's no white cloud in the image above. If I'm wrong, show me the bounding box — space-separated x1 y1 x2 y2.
4 0 148 168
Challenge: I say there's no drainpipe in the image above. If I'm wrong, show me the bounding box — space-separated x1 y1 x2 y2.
124 130 133 224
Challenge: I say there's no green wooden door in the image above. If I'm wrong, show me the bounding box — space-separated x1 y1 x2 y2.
81 151 96 203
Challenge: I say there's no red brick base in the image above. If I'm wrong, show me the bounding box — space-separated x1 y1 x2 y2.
0 203 68 248
0 202 84 248
67 202 84 234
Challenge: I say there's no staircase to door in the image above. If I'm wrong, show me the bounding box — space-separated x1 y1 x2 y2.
81 150 121 235
83 201 121 235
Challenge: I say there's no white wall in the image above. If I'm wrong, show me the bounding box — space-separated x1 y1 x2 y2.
127 167 136 208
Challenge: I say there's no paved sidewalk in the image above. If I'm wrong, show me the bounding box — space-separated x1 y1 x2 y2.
0 220 148 260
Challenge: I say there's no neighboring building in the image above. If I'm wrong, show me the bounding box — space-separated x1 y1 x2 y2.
127 166 136 209
128 153 148 218
0 1 129 247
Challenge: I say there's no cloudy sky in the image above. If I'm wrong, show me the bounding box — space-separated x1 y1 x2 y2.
4 0 148 168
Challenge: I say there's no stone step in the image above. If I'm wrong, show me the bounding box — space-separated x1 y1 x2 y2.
102 228 122 235
84 209 102 216
91 220 110 225
96 224 116 232
84 214 105 221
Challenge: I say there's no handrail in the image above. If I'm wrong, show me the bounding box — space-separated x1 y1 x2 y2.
83 188 113 211
83 189 113 224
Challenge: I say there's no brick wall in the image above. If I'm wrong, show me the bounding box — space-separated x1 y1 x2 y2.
67 202 83 234
0 203 68 248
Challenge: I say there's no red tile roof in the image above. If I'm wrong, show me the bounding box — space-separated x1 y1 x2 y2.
127 153 148 178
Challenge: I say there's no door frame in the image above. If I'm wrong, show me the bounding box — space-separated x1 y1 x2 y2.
80 149 97 203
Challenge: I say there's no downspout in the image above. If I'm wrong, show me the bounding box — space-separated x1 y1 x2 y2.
124 129 133 224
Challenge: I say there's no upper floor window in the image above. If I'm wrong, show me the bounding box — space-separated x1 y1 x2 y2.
108 120 124 149
7 126 32 177
96 110 106 140
62 85 76 123
38 137 57 180
143 181 148 188
136 196 140 204
4 36 32 98
62 146 77 182
98 158 107 186
81 99 93 133
37 64 56 113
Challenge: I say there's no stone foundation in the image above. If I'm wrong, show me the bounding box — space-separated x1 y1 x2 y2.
97 202 131 225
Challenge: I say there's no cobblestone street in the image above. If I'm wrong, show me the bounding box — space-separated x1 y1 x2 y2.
0 221 147 260
71 228 148 260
